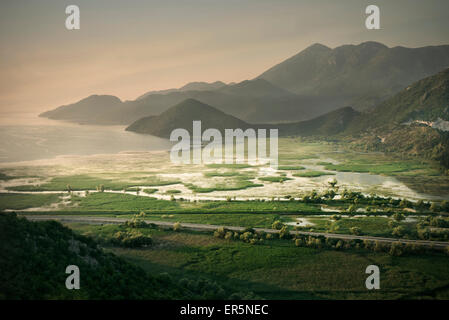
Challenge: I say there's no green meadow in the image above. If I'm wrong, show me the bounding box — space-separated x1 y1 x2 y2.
68 223 449 300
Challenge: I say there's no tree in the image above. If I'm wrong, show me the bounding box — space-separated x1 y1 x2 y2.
272 220 284 230
350 227 362 235
389 242 403 256
214 227 227 238
392 226 405 237
392 213 405 222
278 226 290 239
347 205 356 214
173 222 181 232
388 220 399 228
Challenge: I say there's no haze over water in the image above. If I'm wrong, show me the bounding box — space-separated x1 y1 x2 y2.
0 114 171 163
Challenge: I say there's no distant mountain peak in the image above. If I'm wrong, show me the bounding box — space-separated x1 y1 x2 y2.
304 43 331 52
80 94 122 104
126 98 249 138
358 41 388 49
257 42 449 112
137 81 227 100
168 98 222 113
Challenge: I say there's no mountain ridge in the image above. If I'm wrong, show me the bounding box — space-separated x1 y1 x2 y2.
257 41 449 111
40 41 449 125
125 98 251 137
125 98 360 139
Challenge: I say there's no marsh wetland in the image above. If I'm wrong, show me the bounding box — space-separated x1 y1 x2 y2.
2 125 449 299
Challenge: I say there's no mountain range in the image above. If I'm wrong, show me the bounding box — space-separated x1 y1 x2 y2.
41 79 318 124
125 98 361 138
40 41 449 125
258 41 449 111
124 68 449 168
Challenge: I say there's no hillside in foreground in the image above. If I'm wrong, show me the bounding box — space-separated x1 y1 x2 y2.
0 213 246 300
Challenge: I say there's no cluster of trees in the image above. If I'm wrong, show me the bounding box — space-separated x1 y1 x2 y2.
125 211 148 228
293 234 441 257
257 179 447 215
214 221 292 245
416 216 449 241
111 230 153 248
214 227 267 245
212 218 448 256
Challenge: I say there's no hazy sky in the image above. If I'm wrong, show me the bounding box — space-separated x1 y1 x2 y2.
1 0 448 117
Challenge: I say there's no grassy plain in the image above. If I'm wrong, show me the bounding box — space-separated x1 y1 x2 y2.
68 223 449 300
0 193 61 211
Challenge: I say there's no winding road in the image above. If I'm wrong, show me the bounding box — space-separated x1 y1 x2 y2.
22 214 449 249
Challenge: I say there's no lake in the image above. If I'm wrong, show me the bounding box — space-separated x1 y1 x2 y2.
0 116 171 163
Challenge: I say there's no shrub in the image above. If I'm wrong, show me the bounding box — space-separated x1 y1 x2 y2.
224 232 233 240
113 230 153 248
241 232 253 242
347 205 356 214
272 220 284 230
389 242 404 256
214 227 227 238
278 226 290 239
335 240 344 250
350 227 362 235
392 213 405 222
388 220 399 228
125 213 148 228
314 237 323 249
173 222 181 232
374 241 387 252
392 226 405 237
257 231 267 239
